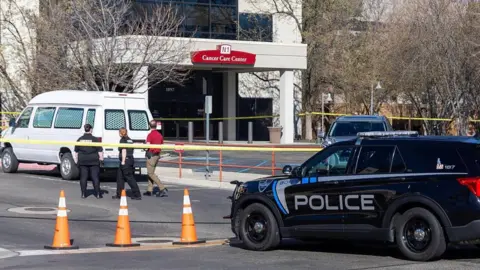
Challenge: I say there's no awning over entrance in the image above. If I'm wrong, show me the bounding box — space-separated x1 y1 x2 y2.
102 35 307 143
105 35 307 71
184 38 307 71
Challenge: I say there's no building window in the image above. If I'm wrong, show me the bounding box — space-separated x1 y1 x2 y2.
136 0 238 40
184 4 210 33
239 13 273 42
211 6 237 36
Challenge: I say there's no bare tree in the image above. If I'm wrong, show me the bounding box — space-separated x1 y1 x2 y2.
62 0 193 92
0 0 192 113
0 0 41 111
239 0 390 137
381 0 480 135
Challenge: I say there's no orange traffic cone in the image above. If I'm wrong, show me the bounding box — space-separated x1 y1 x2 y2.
173 189 206 245
44 190 78 250
106 190 140 247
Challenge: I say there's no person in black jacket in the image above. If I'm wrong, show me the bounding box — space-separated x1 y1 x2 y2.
113 127 141 200
74 124 103 199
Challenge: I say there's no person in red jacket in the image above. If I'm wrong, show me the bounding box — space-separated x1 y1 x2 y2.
144 120 168 197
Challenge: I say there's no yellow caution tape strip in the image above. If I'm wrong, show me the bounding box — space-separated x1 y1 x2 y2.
0 138 323 152
155 112 478 122
3 110 477 122
154 115 277 121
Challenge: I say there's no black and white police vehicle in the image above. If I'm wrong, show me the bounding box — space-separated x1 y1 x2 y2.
226 131 480 261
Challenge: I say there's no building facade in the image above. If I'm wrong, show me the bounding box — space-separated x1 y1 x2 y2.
0 0 306 143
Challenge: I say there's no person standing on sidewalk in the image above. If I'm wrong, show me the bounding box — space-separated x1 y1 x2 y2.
143 120 168 197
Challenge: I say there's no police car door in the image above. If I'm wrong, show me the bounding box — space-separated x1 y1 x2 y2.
342 145 404 235
282 145 357 235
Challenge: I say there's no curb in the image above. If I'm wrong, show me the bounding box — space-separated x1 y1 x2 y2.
161 176 237 190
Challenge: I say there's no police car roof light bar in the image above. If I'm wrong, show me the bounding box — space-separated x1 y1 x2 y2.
357 131 419 138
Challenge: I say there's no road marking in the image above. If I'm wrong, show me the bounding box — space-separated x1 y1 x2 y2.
237 160 268 173
0 248 18 259
15 239 228 257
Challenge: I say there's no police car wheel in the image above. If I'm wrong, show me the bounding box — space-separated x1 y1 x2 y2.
1 148 19 173
60 153 79 180
239 203 280 251
395 207 446 261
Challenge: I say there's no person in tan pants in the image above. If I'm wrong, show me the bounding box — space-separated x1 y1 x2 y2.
144 120 168 197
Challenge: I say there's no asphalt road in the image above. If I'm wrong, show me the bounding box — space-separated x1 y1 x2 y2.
0 169 232 252
161 150 315 175
2 240 480 269
2 168 480 269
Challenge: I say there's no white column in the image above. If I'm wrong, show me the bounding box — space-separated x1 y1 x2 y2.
280 70 294 144
222 71 236 141
132 66 149 103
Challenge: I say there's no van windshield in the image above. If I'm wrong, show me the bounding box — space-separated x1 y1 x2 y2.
329 121 386 137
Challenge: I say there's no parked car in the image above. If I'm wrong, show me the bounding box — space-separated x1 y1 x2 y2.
0 90 154 180
319 115 393 147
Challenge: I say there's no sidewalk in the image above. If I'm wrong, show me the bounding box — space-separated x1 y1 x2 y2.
152 166 270 190
164 139 319 147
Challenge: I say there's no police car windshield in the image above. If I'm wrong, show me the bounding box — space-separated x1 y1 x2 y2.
329 121 386 137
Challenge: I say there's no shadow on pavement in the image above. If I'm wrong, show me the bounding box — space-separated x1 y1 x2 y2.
18 167 148 183
228 238 480 261
0 215 230 225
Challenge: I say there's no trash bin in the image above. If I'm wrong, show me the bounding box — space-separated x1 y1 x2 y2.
268 127 282 144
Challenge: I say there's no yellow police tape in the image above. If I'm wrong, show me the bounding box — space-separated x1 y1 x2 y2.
155 112 477 122
0 138 323 152
2 110 475 122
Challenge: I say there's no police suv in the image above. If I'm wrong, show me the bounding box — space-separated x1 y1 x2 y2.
226 131 480 261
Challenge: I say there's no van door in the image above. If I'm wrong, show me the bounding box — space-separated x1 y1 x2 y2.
102 97 126 160
123 98 151 160
6 106 34 160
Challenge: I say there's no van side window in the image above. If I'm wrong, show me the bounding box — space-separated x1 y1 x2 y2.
105 110 125 130
16 107 34 128
86 109 96 127
128 110 149 131
33 107 56 128
54 108 84 129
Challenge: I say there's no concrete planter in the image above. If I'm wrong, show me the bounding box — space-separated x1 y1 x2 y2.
268 127 283 144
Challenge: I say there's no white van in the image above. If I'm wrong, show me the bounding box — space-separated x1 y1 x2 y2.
0 90 156 180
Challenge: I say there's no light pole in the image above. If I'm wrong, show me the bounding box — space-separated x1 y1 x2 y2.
370 82 382 115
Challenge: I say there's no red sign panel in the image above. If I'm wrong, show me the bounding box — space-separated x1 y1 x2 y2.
191 44 256 65
174 143 184 153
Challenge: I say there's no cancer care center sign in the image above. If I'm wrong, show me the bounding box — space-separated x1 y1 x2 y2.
191 44 256 65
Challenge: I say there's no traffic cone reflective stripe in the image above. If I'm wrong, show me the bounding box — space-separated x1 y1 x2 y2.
44 190 78 250
106 190 140 248
173 189 206 245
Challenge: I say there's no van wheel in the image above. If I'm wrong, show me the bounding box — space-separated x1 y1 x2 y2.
395 207 446 261
60 153 79 180
1 148 19 173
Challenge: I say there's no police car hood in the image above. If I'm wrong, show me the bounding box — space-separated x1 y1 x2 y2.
242 175 292 193
246 175 290 183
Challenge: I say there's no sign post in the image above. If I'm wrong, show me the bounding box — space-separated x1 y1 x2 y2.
174 143 184 178
205 95 212 179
